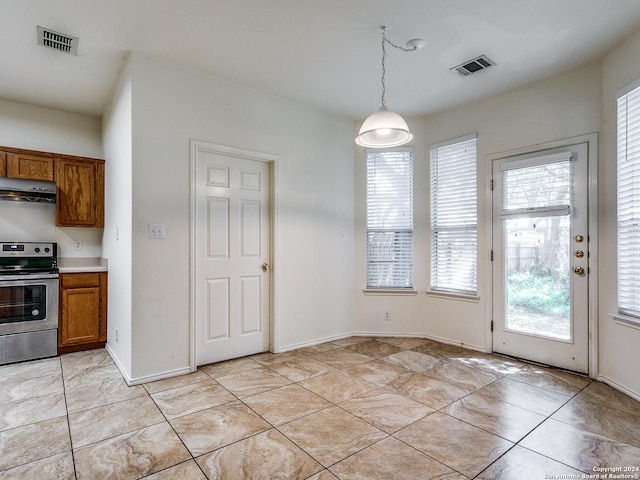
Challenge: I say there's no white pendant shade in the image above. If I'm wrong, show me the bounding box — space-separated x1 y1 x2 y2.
355 106 413 148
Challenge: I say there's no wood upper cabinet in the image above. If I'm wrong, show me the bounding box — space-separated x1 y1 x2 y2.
0 146 105 227
55 158 105 227
58 272 107 354
7 152 55 181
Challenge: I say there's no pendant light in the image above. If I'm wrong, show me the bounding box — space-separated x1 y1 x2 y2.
356 27 424 148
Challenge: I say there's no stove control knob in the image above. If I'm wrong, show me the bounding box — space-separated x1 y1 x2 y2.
34 247 40 253
44 248 50 253
32 309 40 316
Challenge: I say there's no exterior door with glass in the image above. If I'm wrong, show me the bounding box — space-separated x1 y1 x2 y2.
492 143 589 373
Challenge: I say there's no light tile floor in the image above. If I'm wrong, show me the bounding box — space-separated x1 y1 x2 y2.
1 337 639 479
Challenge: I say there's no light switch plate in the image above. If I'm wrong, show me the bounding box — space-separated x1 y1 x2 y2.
148 224 166 239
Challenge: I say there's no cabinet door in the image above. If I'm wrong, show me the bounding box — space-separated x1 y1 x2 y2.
59 273 107 348
56 159 97 226
0 152 6 176
94 161 105 228
7 153 55 180
59 286 102 346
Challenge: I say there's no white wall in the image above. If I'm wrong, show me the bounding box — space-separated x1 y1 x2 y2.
355 61 603 352
124 54 354 382
102 58 134 376
0 98 104 255
56 227 103 258
599 29 640 397
0 98 102 157
0 201 56 243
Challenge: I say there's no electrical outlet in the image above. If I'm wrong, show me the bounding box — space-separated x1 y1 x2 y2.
383 311 391 321
148 224 166 239
73 240 83 251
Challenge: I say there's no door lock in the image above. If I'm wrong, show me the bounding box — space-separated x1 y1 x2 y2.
574 266 585 275
575 235 584 243
261 263 270 272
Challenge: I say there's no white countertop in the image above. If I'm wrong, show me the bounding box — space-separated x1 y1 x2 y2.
58 257 108 273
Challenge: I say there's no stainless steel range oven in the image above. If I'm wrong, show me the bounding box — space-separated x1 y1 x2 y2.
0 242 58 365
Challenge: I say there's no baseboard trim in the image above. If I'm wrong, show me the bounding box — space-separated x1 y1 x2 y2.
597 374 640 402
104 343 132 384
275 332 358 353
355 331 424 339
354 331 487 353
105 343 191 386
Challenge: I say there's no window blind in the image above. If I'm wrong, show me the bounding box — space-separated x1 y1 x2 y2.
430 135 477 295
502 158 571 212
366 150 413 289
617 82 640 318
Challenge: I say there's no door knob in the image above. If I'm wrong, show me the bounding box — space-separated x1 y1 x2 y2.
575 235 584 243
575 250 584 258
261 263 270 272
574 266 585 275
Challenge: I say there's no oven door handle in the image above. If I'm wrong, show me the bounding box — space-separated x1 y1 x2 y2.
0 303 41 309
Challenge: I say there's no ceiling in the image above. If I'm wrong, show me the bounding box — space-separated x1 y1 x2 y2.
3 0 640 121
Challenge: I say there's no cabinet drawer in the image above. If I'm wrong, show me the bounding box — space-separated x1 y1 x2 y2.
60 272 102 288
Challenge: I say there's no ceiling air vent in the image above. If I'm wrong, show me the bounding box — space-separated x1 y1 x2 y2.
450 55 495 77
37 26 78 55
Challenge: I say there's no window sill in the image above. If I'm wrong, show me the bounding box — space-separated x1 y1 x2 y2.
363 289 418 296
608 312 640 331
426 290 480 303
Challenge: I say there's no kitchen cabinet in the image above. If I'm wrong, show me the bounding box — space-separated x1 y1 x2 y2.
0 146 105 228
55 158 105 227
6 152 55 181
58 272 107 354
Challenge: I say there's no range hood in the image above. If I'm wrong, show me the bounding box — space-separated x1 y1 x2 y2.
0 177 57 203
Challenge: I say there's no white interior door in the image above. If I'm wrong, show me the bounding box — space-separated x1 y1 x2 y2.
492 143 589 373
193 143 271 366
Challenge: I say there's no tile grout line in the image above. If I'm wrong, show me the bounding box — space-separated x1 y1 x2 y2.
264 341 473 478
59 356 78 480
314 339 480 477
5 341 635 479
253 346 393 476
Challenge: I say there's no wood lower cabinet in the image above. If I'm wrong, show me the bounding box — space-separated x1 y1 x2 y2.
58 272 107 354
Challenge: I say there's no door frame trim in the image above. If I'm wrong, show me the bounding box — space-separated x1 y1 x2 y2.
189 139 278 372
486 133 598 377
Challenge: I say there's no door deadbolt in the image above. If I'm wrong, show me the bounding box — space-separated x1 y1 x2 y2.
575 250 584 258
574 266 585 275
575 235 584 243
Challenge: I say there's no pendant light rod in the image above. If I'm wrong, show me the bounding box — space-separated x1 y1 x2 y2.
379 26 423 107
355 26 424 149
381 27 388 107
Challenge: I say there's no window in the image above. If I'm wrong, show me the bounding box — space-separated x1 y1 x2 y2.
617 81 640 319
366 149 413 289
430 134 478 295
